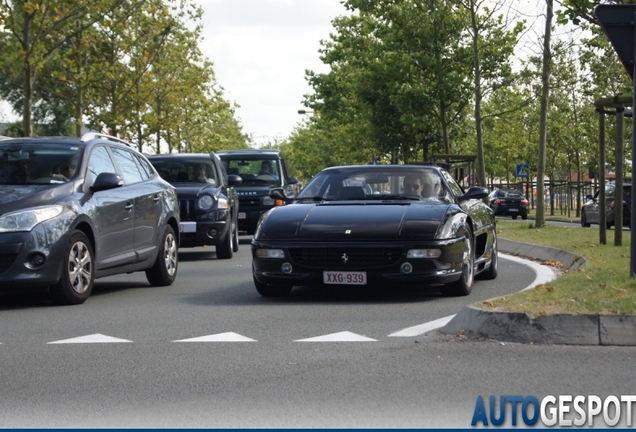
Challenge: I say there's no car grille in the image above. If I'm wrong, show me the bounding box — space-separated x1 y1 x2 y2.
238 197 261 211
0 253 17 273
289 247 402 269
179 199 196 222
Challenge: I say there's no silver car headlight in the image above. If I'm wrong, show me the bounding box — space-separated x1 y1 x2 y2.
198 195 215 210
262 196 275 206
0 205 64 232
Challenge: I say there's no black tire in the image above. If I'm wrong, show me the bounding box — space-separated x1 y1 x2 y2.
521 214 527 220
512 215 518 220
253 275 292 297
441 229 474 297
146 225 178 286
606 222 612 230
231 218 239 253
49 231 95 305
581 211 590 228
216 224 234 259
478 232 498 280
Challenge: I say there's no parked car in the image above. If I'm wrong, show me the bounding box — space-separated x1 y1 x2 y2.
147 153 242 259
0 133 180 305
216 149 298 234
488 188 528 220
581 182 631 230
251 164 498 297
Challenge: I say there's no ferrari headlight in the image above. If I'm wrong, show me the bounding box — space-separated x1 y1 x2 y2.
255 249 285 259
0 205 64 232
436 213 466 240
198 195 215 210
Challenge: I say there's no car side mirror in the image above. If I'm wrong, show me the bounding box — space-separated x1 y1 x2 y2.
459 186 489 201
91 172 123 192
586 194 593 201
269 188 293 204
228 174 242 186
286 176 299 185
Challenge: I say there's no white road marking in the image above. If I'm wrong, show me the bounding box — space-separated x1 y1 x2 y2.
47 333 133 344
387 254 559 337
295 331 376 342
388 315 455 337
173 332 257 342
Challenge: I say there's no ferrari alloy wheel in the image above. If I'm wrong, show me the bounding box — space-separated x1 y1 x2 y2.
442 230 474 297
146 225 178 286
50 230 95 305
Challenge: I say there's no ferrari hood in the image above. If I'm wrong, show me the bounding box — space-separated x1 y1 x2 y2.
257 201 453 240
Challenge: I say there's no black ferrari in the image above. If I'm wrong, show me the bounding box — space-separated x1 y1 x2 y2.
251 164 498 297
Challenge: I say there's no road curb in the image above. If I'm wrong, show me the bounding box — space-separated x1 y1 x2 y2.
440 239 636 346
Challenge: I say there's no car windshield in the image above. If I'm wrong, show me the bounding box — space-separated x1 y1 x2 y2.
298 167 453 203
222 158 280 185
499 189 523 198
0 142 83 185
151 159 218 185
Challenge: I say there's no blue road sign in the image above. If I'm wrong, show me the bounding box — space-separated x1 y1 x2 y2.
516 164 529 178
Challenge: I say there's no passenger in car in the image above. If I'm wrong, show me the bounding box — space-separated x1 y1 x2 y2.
195 163 215 184
52 155 79 181
403 173 438 198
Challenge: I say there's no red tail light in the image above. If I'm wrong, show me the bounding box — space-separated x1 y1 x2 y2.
496 199 505 205
521 199 529 206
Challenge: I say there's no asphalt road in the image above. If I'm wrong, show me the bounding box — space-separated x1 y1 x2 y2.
0 237 634 428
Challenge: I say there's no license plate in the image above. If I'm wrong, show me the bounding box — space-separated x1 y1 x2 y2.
180 222 196 233
509 208 518 212
238 212 246 219
323 271 367 285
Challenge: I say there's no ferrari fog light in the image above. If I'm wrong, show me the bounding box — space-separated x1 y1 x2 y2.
401 262 413 274
407 249 442 258
281 262 293 274
207 228 218 237
255 249 285 259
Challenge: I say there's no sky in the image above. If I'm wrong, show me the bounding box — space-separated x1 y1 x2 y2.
195 0 349 146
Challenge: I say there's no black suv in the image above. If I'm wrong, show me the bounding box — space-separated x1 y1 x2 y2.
217 149 298 234
147 153 241 259
0 133 180 305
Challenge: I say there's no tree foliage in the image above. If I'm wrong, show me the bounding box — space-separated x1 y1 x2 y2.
0 0 247 153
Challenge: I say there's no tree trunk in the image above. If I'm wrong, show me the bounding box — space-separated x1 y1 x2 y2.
536 0 553 228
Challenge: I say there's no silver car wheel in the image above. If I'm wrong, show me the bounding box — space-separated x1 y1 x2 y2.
164 232 178 277
68 240 93 295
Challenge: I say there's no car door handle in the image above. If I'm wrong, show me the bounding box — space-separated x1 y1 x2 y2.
125 203 134 211
153 194 161 203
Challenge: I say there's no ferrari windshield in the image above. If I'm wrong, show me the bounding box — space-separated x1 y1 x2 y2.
298 166 454 203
